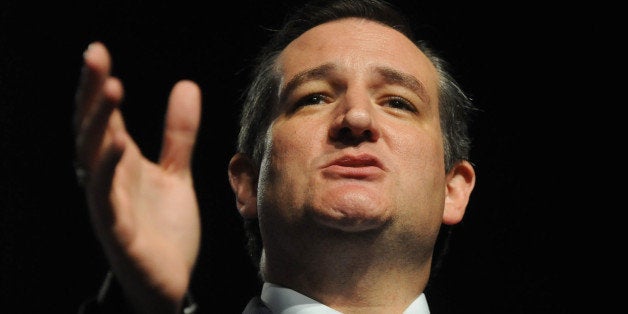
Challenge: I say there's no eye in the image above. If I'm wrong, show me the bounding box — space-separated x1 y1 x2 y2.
384 96 417 112
294 93 329 107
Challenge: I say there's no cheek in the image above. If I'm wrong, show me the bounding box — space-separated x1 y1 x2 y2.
258 119 323 198
270 115 327 163
389 123 445 171
271 121 319 166
389 126 447 211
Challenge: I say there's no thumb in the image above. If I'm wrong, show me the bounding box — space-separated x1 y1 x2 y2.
159 80 202 175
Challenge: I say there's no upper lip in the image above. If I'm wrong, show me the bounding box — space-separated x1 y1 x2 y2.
326 153 385 170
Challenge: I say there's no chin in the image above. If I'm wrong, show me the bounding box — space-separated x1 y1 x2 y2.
311 189 391 232
312 210 389 233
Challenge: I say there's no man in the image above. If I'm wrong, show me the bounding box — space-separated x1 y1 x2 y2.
74 0 476 313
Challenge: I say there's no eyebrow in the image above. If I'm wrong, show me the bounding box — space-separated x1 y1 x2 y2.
375 66 430 105
278 63 430 105
278 63 337 105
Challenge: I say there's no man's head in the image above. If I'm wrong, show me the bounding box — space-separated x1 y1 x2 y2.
228 0 475 284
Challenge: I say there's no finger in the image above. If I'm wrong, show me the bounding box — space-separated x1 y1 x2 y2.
159 80 202 175
74 41 112 134
75 42 127 173
87 127 127 230
77 78 125 169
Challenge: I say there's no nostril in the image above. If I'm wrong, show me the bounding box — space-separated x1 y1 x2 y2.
338 127 351 138
333 127 375 144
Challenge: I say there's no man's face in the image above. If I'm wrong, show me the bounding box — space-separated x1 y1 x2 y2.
257 18 446 247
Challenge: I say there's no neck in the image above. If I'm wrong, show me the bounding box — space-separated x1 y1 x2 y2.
262 224 433 313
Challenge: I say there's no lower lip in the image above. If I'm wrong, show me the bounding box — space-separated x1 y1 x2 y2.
322 165 382 179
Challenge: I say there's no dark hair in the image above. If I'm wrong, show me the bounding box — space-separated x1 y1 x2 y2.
236 0 475 283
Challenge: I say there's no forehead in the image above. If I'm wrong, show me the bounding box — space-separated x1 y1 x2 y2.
278 18 439 97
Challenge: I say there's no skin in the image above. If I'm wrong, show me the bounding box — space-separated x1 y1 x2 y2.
229 18 475 313
74 16 474 314
75 42 202 314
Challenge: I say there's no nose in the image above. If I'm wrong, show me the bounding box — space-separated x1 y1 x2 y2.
329 93 380 144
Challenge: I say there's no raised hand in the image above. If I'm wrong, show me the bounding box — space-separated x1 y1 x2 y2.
74 42 202 313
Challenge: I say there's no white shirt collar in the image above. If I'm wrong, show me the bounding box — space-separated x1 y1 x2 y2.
260 282 430 314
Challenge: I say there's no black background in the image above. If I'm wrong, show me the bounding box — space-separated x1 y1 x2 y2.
1 1 599 313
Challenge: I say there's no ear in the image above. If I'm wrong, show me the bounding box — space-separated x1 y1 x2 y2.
443 160 476 225
228 153 259 219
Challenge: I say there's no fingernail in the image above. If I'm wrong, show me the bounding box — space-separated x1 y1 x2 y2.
83 42 95 59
